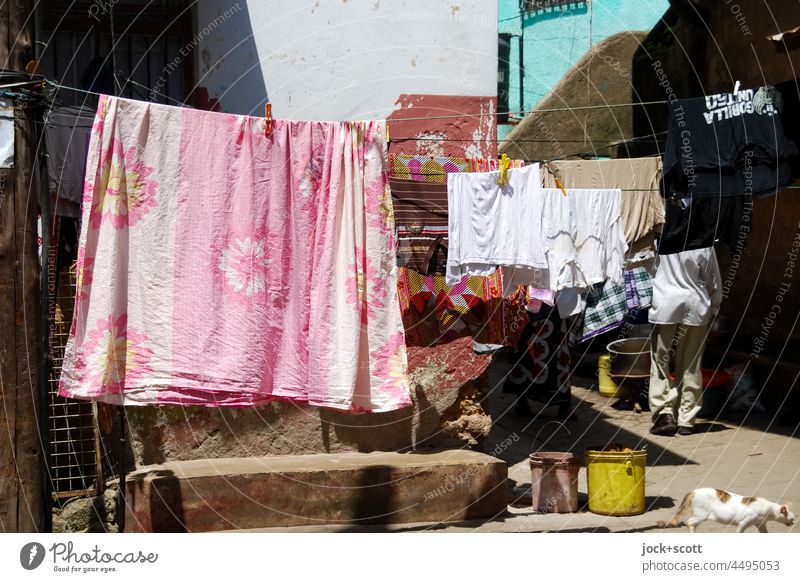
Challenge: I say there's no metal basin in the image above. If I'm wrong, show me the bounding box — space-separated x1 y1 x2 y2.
606 338 651 377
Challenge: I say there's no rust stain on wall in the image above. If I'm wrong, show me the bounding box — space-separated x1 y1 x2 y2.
387 94 498 159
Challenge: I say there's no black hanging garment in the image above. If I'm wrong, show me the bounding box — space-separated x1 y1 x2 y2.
658 86 796 254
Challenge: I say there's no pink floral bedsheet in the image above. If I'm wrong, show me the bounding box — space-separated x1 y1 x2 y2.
59 95 410 412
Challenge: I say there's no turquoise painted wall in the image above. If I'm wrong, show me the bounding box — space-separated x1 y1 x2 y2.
498 0 668 136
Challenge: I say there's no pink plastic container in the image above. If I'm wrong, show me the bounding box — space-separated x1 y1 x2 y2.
529 452 580 513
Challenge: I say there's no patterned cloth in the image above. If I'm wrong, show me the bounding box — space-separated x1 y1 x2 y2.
60 95 410 412
390 178 449 274
503 307 571 406
391 154 471 183
389 178 448 227
396 225 448 274
389 154 525 183
578 281 628 342
397 267 528 347
468 158 525 173
625 267 653 310
572 268 654 343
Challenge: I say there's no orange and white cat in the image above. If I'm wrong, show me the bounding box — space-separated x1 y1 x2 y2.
658 488 795 533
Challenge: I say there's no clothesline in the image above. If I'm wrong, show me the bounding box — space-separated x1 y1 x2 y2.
41 77 672 121
391 137 666 143
388 99 671 122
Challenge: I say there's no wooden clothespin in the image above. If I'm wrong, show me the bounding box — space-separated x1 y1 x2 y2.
264 102 273 137
497 153 511 186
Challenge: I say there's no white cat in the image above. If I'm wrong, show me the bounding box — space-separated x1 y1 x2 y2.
658 488 796 533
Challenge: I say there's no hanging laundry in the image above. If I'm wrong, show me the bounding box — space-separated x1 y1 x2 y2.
396 266 528 347
390 158 526 274
446 164 545 285
659 86 796 254
0 98 13 168
542 157 664 264
45 110 93 218
649 247 722 327
59 95 410 412
468 157 525 173
539 187 627 291
447 165 627 294
570 268 653 343
389 178 449 275
662 86 795 200
624 267 653 311
657 194 751 255
396 225 448 274
503 306 571 408
391 153 471 183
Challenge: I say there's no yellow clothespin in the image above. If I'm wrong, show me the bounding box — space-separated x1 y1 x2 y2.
546 162 568 196
497 153 511 186
555 175 568 197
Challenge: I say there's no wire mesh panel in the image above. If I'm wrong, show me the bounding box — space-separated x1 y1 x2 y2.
48 259 101 499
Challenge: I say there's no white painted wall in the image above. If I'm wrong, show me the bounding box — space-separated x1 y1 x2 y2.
193 0 498 119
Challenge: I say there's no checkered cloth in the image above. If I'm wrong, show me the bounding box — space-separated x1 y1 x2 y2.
571 268 654 343
577 281 628 342
625 267 653 310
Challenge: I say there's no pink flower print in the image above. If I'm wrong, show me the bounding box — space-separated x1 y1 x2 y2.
347 254 386 324
91 95 109 137
372 331 410 405
81 314 153 394
298 146 326 199
75 252 94 303
90 139 158 229
219 236 271 297
364 178 394 236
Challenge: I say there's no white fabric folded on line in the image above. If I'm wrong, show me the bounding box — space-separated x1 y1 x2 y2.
447 164 627 294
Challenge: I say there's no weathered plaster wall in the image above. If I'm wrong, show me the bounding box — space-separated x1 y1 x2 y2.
194 0 497 120
387 94 497 159
125 337 495 468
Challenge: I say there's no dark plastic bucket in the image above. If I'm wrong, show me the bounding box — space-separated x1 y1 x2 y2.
529 452 580 513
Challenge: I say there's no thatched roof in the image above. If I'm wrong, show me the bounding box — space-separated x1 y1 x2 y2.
500 31 648 161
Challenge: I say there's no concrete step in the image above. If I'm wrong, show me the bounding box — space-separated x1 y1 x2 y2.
123 450 508 532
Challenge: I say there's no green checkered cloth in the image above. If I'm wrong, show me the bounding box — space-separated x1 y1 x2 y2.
625 267 652 310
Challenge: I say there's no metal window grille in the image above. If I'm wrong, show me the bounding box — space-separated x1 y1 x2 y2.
523 0 587 13
48 258 104 499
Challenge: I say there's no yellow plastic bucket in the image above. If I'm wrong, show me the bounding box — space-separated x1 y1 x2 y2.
585 448 647 516
598 354 622 398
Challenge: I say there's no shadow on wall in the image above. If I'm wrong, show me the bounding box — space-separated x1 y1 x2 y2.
192 0 268 114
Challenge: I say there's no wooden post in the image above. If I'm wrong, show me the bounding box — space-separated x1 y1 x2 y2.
0 0 45 532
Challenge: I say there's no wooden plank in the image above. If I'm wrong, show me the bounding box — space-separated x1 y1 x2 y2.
0 0 19 529
0 0 44 533
0 165 19 532
0 3 9 65
13 101 44 534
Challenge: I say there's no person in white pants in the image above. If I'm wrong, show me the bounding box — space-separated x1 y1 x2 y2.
648 246 722 436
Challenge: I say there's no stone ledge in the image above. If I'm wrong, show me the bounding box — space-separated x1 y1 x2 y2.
124 450 507 532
